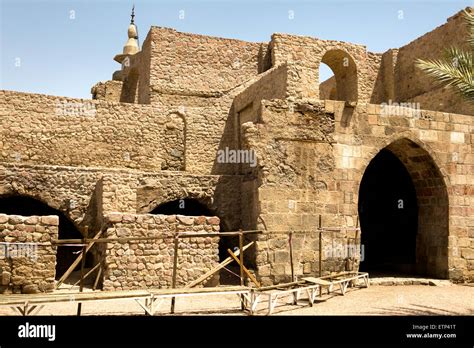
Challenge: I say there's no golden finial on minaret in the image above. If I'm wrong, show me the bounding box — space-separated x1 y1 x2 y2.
114 5 140 64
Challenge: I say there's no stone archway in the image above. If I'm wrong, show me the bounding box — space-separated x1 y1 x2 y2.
0 195 92 279
319 49 358 102
358 138 449 278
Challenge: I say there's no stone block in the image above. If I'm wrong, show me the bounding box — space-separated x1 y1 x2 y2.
108 213 123 223
1 271 11 286
177 215 194 225
41 216 59 226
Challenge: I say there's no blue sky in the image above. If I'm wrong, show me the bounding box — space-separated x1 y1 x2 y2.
1 0 472 99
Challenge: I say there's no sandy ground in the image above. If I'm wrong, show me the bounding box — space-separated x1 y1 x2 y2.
1 282 472 316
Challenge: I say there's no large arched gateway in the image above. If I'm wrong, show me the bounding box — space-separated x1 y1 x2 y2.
358 138 449 278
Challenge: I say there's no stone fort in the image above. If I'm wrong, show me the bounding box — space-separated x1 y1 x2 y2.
0 7 473 294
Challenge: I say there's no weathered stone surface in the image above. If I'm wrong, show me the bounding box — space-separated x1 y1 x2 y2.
40 216 59 226
0 214 58 293
102 213 220 290
0 7 472 290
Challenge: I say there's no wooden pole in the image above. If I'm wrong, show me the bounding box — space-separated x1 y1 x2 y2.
185 241 254 289
77 226 88 316
289 231 297 305
319 215 322 277
239 231 244 311
353 216 360 271
72 262 101 287
56 228 103 289
170 235 179 314
289 231 295 282
227 249 260 288
93 265 102 291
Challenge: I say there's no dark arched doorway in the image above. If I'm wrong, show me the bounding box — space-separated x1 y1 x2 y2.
358 149 418 275
358 139 449 278
0 195 90 279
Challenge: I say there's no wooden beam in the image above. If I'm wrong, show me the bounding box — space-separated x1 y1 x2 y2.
56 228 104 289
227 249 260 288
93 265 102 291
170 236 179 314
319 215 323 278
184 242 254 289
72 262 101 287
77 231 88 316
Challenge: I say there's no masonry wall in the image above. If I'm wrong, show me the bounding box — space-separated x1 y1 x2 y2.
102 213 220 290
0 90 237 175
243 97 473 284
101 171 242 231
147 27 262 105
270 34 371 102
393 9 474 115
0 162 101 229
0 214 58 294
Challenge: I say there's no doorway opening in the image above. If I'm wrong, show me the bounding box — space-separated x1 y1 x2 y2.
358 139 449 278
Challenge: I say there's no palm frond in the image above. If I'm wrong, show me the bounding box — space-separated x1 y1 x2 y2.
416 57 474 100
463 9 474 49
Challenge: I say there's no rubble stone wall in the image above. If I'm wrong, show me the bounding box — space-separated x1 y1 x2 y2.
102 213 220 290
0 214 58 294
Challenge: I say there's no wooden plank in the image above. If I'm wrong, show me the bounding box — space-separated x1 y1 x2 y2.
257 281 305 292
56 228 103 288
227 249 260 288
93 265 102 291
238 232 244 310
72 262 101 287
149 285 248 296
170 236 179 314
184 242 254 289
77 231 88 316
301 277 332 286
0 290 151 305
319 215 323 277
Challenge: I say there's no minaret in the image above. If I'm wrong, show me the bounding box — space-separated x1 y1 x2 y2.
114 5 140 64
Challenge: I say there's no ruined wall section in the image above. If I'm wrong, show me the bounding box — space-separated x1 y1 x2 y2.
394 9 473 115
270 34 371 102
0 214 58 294
0 90 235 174
101 171 242 232
0 162 101 230
319 76 336 100
244 95 473 283
102 213 220 290
148 27 262 106
91 81 123 102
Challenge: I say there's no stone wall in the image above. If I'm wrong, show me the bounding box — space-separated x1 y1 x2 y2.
393 9 473 115
246 97 473 283
147 27 262 105
0 214 58 294
101 171 242 231
0 162 101 229
0 90 236 174
102 213 220 290
270 34 371 102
